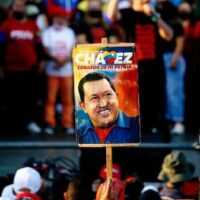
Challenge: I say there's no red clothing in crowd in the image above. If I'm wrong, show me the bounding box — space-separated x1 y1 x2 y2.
96 178 125 200
90 26 107 43
15 192 42 200
0 17 39 71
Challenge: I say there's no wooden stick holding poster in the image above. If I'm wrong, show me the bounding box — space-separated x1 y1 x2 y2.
72 38 141 147
96 145 113 200
106 145 112 179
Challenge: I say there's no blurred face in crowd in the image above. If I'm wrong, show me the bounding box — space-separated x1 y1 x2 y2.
178 2 192 21
80 79 119 128
52 15 67 30
76 33 89 44
53 15 67 25
87 0 103 23
12 0 26 20
108 34 119 44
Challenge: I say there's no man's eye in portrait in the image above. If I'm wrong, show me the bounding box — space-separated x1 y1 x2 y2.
88 91 115 104
105 91 116 99
89 96 99 103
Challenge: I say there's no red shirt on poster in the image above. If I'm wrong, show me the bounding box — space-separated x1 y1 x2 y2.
94 125 114 143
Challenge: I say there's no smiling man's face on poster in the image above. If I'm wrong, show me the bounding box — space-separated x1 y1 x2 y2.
80 77 119 128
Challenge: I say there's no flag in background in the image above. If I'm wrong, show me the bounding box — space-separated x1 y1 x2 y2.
43 0 80 19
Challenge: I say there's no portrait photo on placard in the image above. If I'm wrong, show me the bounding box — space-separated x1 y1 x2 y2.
72 44 141 146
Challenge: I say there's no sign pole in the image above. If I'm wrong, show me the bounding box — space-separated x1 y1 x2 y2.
106 146 112 179
106 146 112 199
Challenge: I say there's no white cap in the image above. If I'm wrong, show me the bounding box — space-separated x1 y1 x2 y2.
13 167 42 194
141 185 158 193
1 184 15 200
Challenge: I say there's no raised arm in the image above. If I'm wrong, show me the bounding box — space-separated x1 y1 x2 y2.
142 2 174 41
107 0 121 22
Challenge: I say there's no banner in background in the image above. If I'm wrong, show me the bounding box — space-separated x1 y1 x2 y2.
44 0 80 18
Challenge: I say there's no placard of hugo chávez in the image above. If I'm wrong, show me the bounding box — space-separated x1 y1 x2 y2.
72 43 141 147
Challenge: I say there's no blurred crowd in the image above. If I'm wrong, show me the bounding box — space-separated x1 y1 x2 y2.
0 0 200 138
0 150 199 200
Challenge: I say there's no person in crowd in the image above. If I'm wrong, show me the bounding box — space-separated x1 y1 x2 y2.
63 176 82 200
91 163 123 199
25 3 49 33
107 28 121 44
124 174 144 200
1 167 42 200
73 0 108 43
107 0 173 136
156 1 186 135
15 191 42 200
99 163 122 181
76 72 140 144
96 164 125 200
96 177 125 200
157 151 196 199
41 10 76 135
140 185 161 200
76 30 90 44
1 184 15 200
0 184 41 200
25 3 48 129
13 167 42 195
86 0 108 43
0 0 42 135
178 1 200 133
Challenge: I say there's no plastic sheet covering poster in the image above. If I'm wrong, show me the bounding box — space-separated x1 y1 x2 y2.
72 43 141 147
